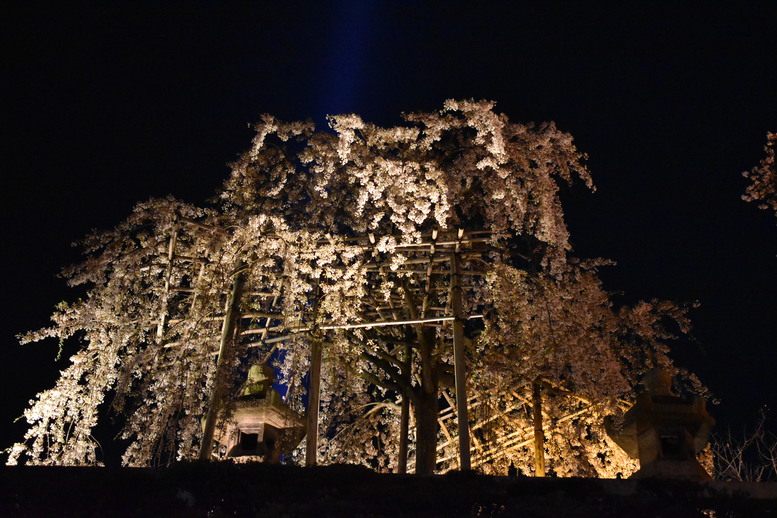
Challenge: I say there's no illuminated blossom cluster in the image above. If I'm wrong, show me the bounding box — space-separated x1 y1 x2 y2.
743 132 777 216
9 101 700 477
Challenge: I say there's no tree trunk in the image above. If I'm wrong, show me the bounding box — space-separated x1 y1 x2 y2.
198 261 246 461
532 380 546 477
414 390 439 475
305 337 323 466
450 249 471 471
397 396 409 474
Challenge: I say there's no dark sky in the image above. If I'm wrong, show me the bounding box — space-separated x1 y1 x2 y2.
1 2 776 456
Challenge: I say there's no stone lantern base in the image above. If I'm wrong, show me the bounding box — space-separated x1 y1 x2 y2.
214 390 306 463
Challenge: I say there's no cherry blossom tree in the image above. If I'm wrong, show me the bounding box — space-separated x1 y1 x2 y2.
9 100 701 477
469 261 698 477
217 99 597 474
743 132 777 216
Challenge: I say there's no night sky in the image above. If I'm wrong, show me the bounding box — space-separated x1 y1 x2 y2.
2 3 776 459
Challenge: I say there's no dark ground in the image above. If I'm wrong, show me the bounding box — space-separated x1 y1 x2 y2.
1 463 776 518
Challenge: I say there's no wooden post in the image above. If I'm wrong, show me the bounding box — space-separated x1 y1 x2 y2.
305 337 322 466
305 280 323 467
156 226 178 340
532 380 546 477
450 247 471 471
397 396 410 474
198 261 245 461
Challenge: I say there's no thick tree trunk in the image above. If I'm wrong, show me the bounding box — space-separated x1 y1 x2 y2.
397 397 410 474
532 380 546 477
305 338 323 466
198 261 245 461
414 390 439 475
305 281 323 467
450 249 471 471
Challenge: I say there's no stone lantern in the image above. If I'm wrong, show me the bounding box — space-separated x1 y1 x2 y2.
605 368 715 480
213 363 306 463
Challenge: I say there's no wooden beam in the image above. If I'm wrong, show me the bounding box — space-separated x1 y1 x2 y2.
156 227 178 341
187 262 206 315
468 406 593 468
240 315 486 338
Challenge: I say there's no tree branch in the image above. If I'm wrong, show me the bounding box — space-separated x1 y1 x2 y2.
360 349 415 398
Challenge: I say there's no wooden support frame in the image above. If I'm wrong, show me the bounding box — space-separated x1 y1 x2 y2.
160 224 612 476
157 223 503 470
433 383 596 471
